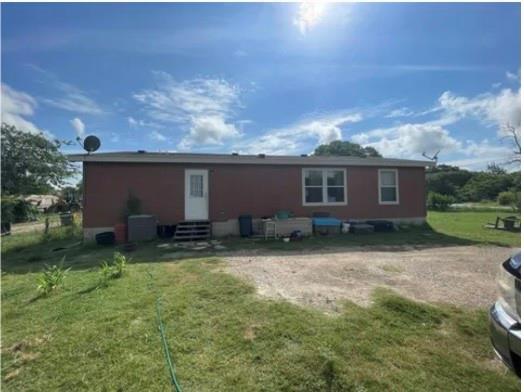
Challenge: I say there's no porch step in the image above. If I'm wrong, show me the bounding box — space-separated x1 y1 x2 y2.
174 220 211 241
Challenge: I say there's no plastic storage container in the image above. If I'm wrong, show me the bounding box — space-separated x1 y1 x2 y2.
342 222 351 233
238 215 253 237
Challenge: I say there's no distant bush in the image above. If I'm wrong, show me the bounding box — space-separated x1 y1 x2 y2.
427 192 453 211
498 191 521 211
461 172 514 202
1 196 38 223
497 191 516 206
1 197 16 224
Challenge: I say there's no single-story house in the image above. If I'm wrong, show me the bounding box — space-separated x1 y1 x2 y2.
68 152 434 240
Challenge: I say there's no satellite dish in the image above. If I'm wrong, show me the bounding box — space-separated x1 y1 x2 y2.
83 135 101 153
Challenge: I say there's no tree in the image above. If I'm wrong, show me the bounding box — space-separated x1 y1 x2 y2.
461 171 514 201
500 123 521 164
1 123 76 195
487 163 506 175
314 141 382 158
425 165 473 201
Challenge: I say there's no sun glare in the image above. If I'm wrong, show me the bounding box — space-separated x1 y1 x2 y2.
294 2 326 35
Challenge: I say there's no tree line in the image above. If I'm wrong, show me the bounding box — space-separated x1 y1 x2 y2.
426 164 520 210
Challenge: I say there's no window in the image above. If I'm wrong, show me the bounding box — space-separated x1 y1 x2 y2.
303 168 347 205
190 174 204 197
379 169 399 204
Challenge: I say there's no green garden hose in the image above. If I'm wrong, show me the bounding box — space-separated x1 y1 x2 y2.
148 271 183 392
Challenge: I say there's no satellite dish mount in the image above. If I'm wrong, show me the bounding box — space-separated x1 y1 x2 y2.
422 150 440 164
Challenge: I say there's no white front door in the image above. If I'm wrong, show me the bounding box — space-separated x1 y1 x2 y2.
184 169 209 220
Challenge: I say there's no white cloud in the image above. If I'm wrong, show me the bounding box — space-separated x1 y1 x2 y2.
294 3 326 35
506 70 520 82
437 88 521 136
446 139 519 171
180 115 239 147
351 86 520 169
1 83 43 134
128 116 163 129
385 107 415 118
149 130 167 142
27 65 103 115
463 139 513 159
43 88 103 115
234 111 362 155
134 72 242 149
70 117 85 138
128 116 138 127
352 123 461 159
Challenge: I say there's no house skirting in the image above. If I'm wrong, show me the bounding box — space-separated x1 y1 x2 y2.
83 216 426 240
213 217 314 237
212 216 426 237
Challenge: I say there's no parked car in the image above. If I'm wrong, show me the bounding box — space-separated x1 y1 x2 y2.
489 252 521 377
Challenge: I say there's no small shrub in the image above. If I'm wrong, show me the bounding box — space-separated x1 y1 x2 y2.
1 197 16 224
113 252 127 278
497 191 518 206
36 260 70 295
98 252 128 287
98 261 114 287
427 192 453 211
1 197 38 223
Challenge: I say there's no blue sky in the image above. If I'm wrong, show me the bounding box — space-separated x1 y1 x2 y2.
1 2 521 170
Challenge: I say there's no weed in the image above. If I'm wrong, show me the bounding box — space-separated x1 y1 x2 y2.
36 259 70 295
98 252 128 287
98 261 114 287
113 252 127 278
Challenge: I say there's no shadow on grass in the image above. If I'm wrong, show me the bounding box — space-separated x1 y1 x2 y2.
77 284 101 295
2 222 513 275
26 292 47 304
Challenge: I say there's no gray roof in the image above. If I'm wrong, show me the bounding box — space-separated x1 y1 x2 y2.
67 151 435 168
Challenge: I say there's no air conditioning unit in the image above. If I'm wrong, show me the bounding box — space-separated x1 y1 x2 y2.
127 215 157 242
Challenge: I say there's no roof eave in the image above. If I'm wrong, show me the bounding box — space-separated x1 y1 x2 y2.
67 153 435 168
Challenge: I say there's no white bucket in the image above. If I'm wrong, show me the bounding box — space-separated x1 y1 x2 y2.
342 223 350 233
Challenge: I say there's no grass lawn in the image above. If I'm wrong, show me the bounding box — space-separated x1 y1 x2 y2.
1 210 520 391
427 211 520 247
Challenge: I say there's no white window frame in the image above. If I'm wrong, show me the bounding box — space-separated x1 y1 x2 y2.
302 168 348 206
378 168 399 205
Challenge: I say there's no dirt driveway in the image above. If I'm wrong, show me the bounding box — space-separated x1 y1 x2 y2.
225 245 517 311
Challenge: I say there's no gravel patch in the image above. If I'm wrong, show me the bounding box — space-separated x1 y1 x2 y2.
225 246 517 311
